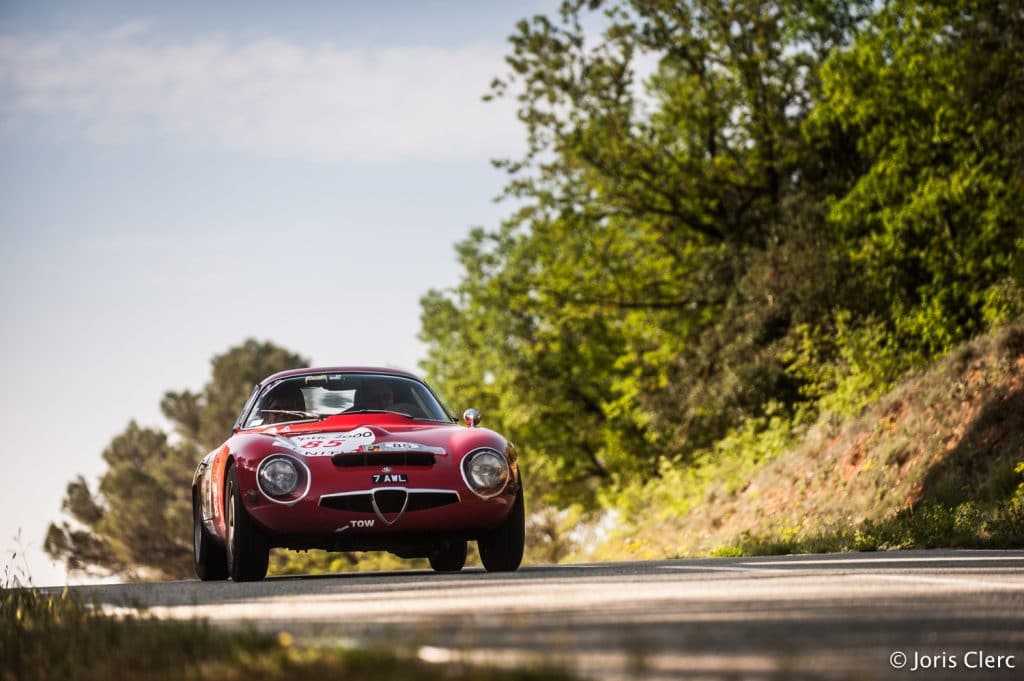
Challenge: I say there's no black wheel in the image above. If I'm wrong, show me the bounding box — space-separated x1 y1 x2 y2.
428 539 467 572
478 485 525 572
193 489 228 581
225 465 270 582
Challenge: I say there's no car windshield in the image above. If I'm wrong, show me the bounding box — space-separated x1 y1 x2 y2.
243 373 453 428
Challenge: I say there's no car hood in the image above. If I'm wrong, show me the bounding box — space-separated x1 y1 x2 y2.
242 418 504 458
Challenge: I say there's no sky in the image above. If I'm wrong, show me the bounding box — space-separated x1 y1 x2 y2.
0 0 558 586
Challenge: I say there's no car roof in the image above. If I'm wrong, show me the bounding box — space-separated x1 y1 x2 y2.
260 366 421 386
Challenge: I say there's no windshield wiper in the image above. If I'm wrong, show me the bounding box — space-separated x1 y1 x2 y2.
342 409 414 418
341 409 451 423
261 409 325 421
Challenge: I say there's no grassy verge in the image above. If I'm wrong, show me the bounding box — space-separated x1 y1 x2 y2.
1 586 578 681
715 484 1024 556
579 319 1024 561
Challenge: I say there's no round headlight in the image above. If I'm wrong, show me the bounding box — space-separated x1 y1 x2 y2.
258 457 299 497
463 449 510 498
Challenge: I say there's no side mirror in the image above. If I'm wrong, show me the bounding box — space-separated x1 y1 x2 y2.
463 408 481 427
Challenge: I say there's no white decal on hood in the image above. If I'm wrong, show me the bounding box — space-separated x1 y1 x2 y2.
291 427 376 456
360 441 447 455
272 437 301 452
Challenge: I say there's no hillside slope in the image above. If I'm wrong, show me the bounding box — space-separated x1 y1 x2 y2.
591 320 1024 559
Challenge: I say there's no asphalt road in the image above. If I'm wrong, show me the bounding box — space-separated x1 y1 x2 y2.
51 550 1024 680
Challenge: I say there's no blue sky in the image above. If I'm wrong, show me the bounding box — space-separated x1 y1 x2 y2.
1 1 542 45
0 0 556 585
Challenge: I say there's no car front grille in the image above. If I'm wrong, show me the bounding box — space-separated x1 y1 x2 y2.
319 488 459 513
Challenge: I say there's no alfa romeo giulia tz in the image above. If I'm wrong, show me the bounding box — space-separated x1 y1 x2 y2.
191 367 524 581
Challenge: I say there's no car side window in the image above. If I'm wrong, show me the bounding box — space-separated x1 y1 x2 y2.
233 384 261 431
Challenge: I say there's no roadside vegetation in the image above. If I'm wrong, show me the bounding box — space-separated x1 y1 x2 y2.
43 0 1024 583
0 582 577 681
578 319 1024 561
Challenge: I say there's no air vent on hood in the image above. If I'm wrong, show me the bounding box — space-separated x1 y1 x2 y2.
332 452 436 467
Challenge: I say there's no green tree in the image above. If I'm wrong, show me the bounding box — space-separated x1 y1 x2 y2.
420 0 869 506
422 0 1024 514
794 0 1024 401
45 340 307 579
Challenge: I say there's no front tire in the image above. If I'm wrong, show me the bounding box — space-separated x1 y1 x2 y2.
428 539 467 572
225 465 270 582
193 489 228 581
478 485 525 572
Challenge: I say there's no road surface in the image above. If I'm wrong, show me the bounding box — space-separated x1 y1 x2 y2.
50 550 1024 680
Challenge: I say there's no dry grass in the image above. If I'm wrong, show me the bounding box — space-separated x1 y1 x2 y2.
0 584 580 681
588 320 1024 559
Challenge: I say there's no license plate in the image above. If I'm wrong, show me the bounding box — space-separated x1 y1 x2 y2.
372 473 408 484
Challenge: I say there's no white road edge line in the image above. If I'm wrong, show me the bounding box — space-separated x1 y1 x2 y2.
855 573 1023 590
418 644 781 674
742 556 1024 566
659 564 1023 589
554 564 607 569
660 565 792 574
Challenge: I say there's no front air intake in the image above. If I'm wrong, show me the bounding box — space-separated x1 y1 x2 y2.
319 488 459 514
372 489 408 513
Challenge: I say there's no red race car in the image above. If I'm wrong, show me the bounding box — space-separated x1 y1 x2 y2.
192 367 524 581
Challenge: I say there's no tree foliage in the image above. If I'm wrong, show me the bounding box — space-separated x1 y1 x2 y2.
808 0 1024 354
45 341 307 579
420 0 1024 508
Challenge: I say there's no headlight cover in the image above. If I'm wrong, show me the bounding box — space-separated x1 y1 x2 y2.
462 448 510 499
257 456 300 498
